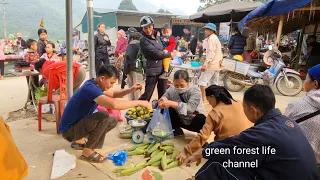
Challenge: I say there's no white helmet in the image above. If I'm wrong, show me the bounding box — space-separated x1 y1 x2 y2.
140 16 154 27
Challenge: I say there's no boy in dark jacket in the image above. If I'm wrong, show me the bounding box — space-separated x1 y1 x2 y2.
159 24 176 79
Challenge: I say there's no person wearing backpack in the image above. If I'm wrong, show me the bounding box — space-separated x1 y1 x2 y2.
123 32 144 100
138 16 176 101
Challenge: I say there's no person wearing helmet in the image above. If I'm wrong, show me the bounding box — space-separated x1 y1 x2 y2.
138 16 176 101
37 28 48 57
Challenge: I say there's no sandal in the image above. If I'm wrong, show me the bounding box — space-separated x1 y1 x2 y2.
80 152 106 163
71 142 85 150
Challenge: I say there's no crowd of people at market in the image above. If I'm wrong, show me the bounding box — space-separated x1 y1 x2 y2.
0 14 319 179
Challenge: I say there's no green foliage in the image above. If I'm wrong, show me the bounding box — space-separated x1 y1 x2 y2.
157 8 171 14
118 0 138 11
197 6 205 12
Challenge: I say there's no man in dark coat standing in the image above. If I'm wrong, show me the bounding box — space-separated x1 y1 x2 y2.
228 28 246 57
189 34 198 55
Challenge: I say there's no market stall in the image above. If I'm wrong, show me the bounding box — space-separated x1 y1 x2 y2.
239 0 320 70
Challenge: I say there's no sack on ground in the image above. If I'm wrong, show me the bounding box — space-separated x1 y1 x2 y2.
146 108 173 142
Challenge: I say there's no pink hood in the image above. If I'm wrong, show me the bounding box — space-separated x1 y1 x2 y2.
115 37 128 56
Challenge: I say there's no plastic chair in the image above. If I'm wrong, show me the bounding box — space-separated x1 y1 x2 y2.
37 65 68 134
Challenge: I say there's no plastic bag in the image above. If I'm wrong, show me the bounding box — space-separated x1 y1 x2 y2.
146 108 173 143
170 56 183 65
107 150 128 166
97 105 124 122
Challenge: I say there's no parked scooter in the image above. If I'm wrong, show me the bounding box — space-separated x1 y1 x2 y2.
222 46 303 96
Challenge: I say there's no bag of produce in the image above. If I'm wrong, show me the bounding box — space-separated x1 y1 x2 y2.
35 86 47 103
146 108 173 142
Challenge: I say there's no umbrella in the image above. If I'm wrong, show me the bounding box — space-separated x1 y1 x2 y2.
189 1 261 23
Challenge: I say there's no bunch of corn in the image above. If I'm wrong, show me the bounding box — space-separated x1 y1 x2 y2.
113 141 180 176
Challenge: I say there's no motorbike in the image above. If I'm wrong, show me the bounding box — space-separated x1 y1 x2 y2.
222 47 303 96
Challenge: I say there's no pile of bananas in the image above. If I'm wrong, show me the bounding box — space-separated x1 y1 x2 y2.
127 106 155 120
113 142 180 176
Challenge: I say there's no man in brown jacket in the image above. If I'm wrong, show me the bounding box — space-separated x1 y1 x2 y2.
246 33 256 53
176 85 253 163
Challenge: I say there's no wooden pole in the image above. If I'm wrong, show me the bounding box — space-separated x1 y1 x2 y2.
313 23 318 35
275 15 284 49
294 19 307 71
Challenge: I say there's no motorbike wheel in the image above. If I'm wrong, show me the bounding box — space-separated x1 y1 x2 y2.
223 72 246 92
276 73 303 96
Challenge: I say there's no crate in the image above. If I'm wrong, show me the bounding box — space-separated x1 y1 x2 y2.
222 58 236 72
235 61 251 75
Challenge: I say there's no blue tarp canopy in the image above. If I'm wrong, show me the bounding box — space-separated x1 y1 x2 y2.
239 0 313 30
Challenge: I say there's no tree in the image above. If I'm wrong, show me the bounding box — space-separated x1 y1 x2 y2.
157 8 171 14
118 0 138 11
197 6 204 12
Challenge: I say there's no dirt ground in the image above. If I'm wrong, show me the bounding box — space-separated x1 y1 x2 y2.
0 74 305 180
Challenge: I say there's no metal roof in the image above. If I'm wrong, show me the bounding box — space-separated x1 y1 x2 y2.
93 8 180 18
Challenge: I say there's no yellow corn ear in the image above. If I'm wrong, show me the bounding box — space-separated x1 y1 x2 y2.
128 148 146 156
113 163 135 173
136 158 150 167
167 158 173 164
135 144 149 151
147 142 160 155
126 142 150 151
161 141 174 147
166 160 179 169
160 146 174 154
171 149 180 160
150 149 161 158
146 151 165 165
161 152 167 170
147 142 156 151
118 166 144 176
150 160 161 167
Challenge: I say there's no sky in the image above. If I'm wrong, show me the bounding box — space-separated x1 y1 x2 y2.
146 0 204 15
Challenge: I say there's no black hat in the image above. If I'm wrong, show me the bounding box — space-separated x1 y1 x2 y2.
126 27 137 34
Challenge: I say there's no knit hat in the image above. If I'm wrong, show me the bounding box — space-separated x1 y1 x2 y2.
309 64 320 82
118 29 126 38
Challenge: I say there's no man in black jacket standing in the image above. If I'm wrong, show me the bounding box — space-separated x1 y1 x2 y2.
228 28 246 57
138 16 176 101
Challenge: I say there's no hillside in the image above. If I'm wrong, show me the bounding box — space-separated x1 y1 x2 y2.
0 0 85 40
0 0 186 41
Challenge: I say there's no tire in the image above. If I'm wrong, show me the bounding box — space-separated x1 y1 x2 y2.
276 73 303 96
223 72 246 92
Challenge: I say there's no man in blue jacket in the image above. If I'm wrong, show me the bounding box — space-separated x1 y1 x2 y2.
186 85 320 180
228 28 246 57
